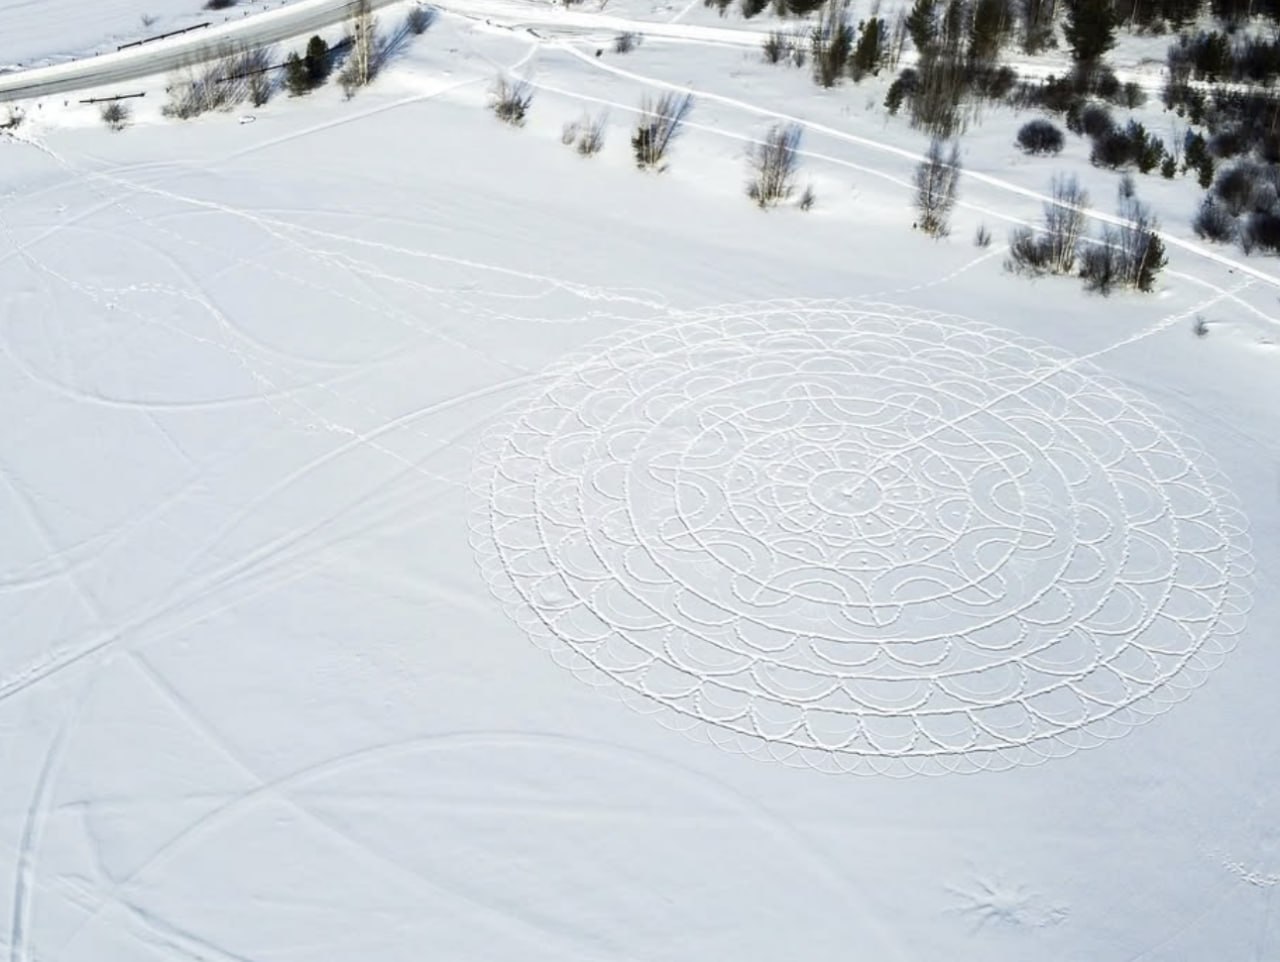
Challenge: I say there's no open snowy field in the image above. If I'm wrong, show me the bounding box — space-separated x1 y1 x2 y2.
2 4 1279 960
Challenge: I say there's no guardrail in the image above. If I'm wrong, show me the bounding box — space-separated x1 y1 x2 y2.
118 22 211 52
78 92 146 104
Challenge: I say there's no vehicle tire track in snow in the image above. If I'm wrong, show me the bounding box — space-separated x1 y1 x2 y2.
0 370 536 706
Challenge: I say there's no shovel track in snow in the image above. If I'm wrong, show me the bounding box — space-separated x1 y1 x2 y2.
470 300 1254 776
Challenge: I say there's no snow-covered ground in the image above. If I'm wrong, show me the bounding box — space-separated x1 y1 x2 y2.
2 4 1279 961
0 0 301 69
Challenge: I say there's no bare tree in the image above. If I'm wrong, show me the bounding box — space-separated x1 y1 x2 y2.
164 56 234 119
909 53 969 137
632 92 694 170
914 137 961 236
747 123 803 208
339 0 377 96
1114 196 1166 291
811 0 854 87
1006 174 1089 275
1042 174 1089 274
889 8 910 66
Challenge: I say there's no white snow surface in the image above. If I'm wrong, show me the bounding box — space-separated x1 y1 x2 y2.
0 0 307 69
2 4 1280 961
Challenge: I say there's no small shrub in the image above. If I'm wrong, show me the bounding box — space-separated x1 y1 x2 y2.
1197 157 1215 188
1006 225 1055 273
1118 172 1136 199
975 223 992 246
1016 118 1064 154
1122 81 1145 108
884 68 918 114
798 184 816 210
490 75 533 126
747 123 803 208
1080 103 1114 138
1213 161 1265 215
563 110 607 156
1209 127 1248 159
1160 154 1177 178
163 57 241 117
632 92 694 170
204 0 237 8
614 31 639 53
1079 233 1120 293
1006 174 1089 276
741 0 769 16
1194 314 1209 336
100 101 131 130
764 30 788 63
1093 67 1121 101
1090 127 1133 167
1244 210 1280 253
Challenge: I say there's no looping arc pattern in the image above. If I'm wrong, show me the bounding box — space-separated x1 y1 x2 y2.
470 301 1254 776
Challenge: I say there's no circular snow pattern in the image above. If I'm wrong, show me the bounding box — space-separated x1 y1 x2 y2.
470 302 1254 775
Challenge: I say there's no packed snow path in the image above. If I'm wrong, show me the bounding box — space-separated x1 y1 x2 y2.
472 302 1254 775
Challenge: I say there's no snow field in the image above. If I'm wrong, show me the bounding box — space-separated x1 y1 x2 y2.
0 6 1278 962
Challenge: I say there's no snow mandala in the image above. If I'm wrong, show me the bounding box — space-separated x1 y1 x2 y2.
470 302 1254 776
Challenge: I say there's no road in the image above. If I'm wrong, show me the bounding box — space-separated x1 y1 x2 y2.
0 0 404 101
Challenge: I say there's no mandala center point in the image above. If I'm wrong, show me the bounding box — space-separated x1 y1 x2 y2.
810 468 884 516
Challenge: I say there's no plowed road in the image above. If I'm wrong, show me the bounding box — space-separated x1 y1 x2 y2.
0 0 403 101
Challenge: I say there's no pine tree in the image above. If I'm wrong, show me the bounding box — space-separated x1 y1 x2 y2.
284 52 310 96
940 0 968 54
304 35 331 86
1136 231 1167 292
1063 0 1116 67
906 0 938 55
851 17 886 77
968 0 1009 62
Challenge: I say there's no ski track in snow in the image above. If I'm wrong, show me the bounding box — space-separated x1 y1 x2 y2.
45 729 912 962
0 16 1273 955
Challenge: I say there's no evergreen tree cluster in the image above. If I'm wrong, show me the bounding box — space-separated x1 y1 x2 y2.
285 35 332 96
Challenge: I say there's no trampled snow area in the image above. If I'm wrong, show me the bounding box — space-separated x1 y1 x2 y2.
2 4 1280 960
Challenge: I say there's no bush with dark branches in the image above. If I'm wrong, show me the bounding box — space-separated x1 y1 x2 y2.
1016 118 1064 154
562 111 608 156
100 101 131 130
490 75 533 125
632 92 694 170
1194 196 1238 241
747 123 804 208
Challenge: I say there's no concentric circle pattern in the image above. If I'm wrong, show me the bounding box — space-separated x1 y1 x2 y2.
470 302 1254 775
